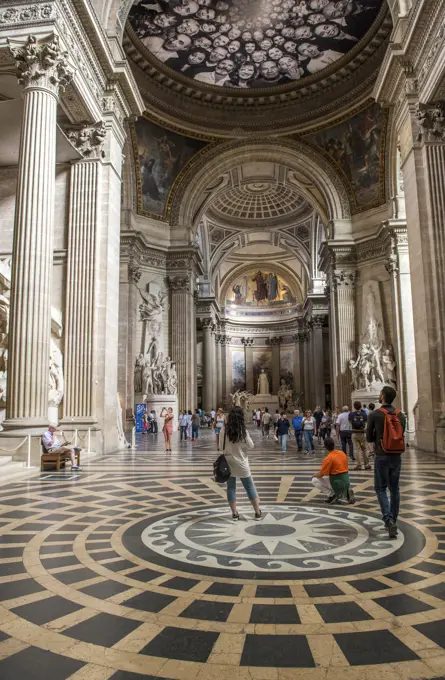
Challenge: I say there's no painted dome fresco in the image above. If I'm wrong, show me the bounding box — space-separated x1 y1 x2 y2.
128 0 383 89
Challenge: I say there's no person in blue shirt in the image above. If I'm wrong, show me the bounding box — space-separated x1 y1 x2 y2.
277 411 291 454
292 409 304 451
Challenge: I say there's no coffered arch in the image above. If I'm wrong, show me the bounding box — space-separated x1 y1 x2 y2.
169 138 352 233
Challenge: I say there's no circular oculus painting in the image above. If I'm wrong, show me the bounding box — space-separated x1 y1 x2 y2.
128 0 383 89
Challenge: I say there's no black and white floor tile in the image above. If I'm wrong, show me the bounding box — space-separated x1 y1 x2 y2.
0 428 444 679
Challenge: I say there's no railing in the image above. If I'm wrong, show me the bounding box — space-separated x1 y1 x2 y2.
0 428 95 469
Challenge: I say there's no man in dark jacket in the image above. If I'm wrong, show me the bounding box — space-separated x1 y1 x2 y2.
292 409 304 451
367 386 406 538
277 412 291 455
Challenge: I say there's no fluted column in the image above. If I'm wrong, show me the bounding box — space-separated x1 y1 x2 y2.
311 315 326 408
168 275 196 410
4 36 74 430
302 330 310 410
202 319 214 412
332 270 356 407
63 128 106 423
215 333 223 408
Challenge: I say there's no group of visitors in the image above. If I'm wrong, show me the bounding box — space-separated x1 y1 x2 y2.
141 409 158 434
221 385 406 539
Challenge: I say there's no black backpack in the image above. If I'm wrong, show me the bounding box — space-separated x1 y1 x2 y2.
351 410 366 431
213 433 230 483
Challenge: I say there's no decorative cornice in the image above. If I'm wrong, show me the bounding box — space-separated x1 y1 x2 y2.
8 34 74 95
0 4 55 24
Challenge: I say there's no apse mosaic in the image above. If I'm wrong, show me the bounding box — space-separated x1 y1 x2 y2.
128 0 383 89
226 268 297 306
134 117 206 216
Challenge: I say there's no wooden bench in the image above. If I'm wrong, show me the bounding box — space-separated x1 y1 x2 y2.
40 441 81 472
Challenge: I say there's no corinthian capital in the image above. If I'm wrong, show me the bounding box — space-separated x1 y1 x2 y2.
67 123 106 159
332 270 356 290
8 35 74 95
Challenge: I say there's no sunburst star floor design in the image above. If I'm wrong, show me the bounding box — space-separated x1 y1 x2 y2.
0 427 445 679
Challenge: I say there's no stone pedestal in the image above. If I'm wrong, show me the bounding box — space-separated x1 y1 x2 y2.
351 387 382 407
144 394 179 429
250 394 279 415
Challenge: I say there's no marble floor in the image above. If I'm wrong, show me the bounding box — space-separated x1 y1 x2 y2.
0 427 445 680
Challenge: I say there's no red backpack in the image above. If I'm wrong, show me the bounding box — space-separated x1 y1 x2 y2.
379 407 405 453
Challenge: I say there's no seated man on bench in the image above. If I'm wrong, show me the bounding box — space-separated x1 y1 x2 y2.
42 423 81 471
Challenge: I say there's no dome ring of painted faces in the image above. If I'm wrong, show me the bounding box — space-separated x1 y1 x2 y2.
128 0 382 89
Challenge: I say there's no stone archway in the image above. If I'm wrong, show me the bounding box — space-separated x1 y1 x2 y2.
168 138 352 235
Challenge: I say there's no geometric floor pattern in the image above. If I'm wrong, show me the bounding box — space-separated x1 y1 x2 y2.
1 427 445 679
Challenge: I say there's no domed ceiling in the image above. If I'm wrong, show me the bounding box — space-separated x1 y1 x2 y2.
211 182 305 219
128 0 383 90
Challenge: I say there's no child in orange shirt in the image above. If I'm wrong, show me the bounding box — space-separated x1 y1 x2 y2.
312 437 355 504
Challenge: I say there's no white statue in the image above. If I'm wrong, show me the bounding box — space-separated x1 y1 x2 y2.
138 287 167 323
147 335 160 365
278 379 293 411
382 346 397 387
139 350 178 398
134 353 144 393
349 359 360 391
257 369 270 395
48 338 64 408
230 390 251 411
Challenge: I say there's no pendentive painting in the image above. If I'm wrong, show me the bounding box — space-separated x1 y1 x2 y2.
231 350 246 392
134 117 207 217
305 102 385 210
128 0 383 90
226 268 298 307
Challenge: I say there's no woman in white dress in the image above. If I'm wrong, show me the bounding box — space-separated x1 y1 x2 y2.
224 407 263 522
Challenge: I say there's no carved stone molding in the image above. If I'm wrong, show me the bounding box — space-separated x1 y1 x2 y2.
8 35 74 95
128 262 141 285
202 318 216 332
167 275 192 294
0 4 56 24
332 270 357 290
266 337 283 346
312 315 327 329
241 337 254 347
67 123 106 159
294 330 309 344
416 102 445 142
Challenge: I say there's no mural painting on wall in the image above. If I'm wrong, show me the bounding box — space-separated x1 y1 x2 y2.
228 268 297 307
231 350 246 392
253 350 272 396
134 117 206 216
305 103 385 210
128 0 382 89
280 347 294 388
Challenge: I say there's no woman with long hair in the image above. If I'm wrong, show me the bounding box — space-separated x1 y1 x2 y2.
160 406 174 453
224 407 262 521
214 407 226 451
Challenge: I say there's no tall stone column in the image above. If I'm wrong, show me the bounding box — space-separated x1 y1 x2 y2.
331 270 356 408
215 333 223 408
211 330 218 410
221 334 231 406
168 275 196 410
385 227 418 438
270 337 281 394
4 36 74 430
116 261 141 422
63 125 107 424
302 330 311 410
243 338 254 393
400 104 445 450
202 319 214 412
293 333 303 397
311 315 326 407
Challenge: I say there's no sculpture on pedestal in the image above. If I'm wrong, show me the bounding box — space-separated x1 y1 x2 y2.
350 319 397 393
382 346 397 387
135 285 178 399
278 379 293 411
257 368 270 395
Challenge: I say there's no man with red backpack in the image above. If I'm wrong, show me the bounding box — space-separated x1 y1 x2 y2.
367 386 406 539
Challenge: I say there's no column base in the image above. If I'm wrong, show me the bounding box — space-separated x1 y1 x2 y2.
1 418 50 436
